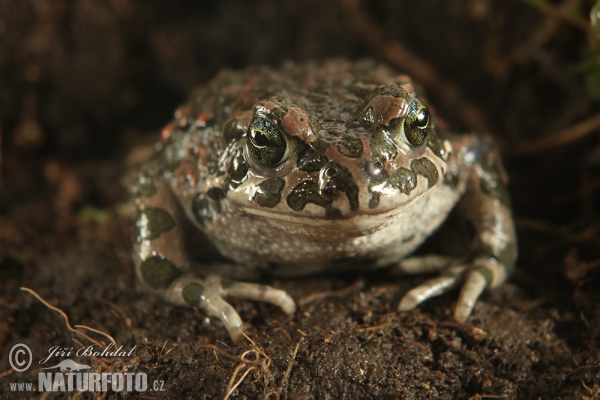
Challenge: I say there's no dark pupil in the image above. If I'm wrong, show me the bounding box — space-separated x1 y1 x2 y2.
250 130 270 147
416 108 429 128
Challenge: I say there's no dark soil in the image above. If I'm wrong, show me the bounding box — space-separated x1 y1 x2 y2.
1 1 599 398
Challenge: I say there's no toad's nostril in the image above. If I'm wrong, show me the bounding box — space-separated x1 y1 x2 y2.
319 166 339 196
318 162 360 211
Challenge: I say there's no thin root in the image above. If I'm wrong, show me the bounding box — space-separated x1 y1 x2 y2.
21 287 117 349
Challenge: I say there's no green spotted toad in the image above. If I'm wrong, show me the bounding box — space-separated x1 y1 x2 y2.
123 59 517 342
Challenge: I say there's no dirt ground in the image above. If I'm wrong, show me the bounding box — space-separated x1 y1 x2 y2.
1 1 599 398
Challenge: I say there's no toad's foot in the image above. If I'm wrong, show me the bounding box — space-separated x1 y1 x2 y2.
166 274 296 343
396 256 505 322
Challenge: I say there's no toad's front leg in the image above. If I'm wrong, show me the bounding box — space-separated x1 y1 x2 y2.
132 180 296 342
398 136 517 321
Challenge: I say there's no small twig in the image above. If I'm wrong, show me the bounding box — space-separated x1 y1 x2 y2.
74 325 117 348
0 369 14 379
581 379 600 398
197 344 259 364
514 113 600 154
21 287 117 349
224 365 257 400
296 329 309 337
280 339 302 391
355 324 386 332
215 333 274 399
159 340 171 357
242 333 272 369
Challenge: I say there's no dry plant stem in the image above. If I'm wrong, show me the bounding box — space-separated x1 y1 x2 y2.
21 287 117 349
224 365 257 400
279 339 302 393
197 344 260 364
581 380 600 398
514 113 600 154
340 0 490 134
221 333 273 399
0 369 14 379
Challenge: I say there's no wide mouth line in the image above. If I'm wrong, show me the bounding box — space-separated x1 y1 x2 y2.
238 203 405 225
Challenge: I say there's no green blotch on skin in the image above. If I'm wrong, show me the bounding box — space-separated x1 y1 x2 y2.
389 168 417 195
369 192 380 209
206 187 226 213
226 146 249 189
182 282 205 306
325 162 360 211
369 167 417 199
337 136 363 158
371 126 397 162
476 155 511 206
427 129 446 159
141 255 182 289
297 140 329 172
206 187 226 201
370 158 437 199
287 180 332 211
135 208 175 242
411 157 439 188
223 118 244 142
254 179 285 208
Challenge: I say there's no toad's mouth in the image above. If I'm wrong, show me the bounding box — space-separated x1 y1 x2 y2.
237 188 431 236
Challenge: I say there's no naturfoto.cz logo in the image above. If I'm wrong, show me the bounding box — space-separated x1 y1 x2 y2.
7 343 165 393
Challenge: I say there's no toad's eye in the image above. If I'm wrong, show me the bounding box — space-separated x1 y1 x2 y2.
247 117 287 167
404 100 430 147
